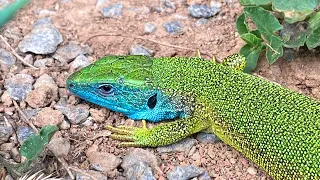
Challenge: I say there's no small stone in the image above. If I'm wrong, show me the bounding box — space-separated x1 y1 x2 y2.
87 145 122 173
10 147 20 163
23 54 34 65
5 74 34 101
247 166 257 175
53 42 86 64
1 91 12 106
125 161 156 180
196 132 220 144
22 108 41 120
76 170 108 180
70 54 90 70
18 17 63 54
34 58 54 67
16 126 35 144
167 165 205 180
144 22 156 33
26 86 55 108
47 137 70 157
122 148 160 173
34 73 58 100
0 142 14 153
59 120 71 130
0 125 13 144
199 171 212 180
34 107 64 127
54 99 89 124
188 4 220 18
195 18 209 26
89 108 108 123
0 49 16 68
101 3 123 18
129 44 154 56
156 138 197 153
163 20 183 34
163 0 176 9
82 118 94 127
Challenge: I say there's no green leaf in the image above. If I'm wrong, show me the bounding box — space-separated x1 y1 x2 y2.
272 0 318 23
240 0 272 6
308 12 320 30
250 30 262 38
306 12 320 48
244 6 282 40
236 13 249 35
240 44 264 73
240 33 263 46
266 35 283 64
20 125 59 160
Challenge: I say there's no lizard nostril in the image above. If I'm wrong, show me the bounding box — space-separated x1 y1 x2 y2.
68 83 75 89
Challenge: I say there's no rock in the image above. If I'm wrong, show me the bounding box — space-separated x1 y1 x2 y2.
144 22 156 34
10 147 20 163
163 20 183 34
47 137 70 157
70 54 90 70
86 145 122 173
0 142 14 153
54 99 89 124
247 166 257 175
0 125 13 144
89 108 108 123
101 3 123 18
167 165 205 180
163 0 176 9
5 74 34 101
34 107 64 127
1 91 12 106
82 118 94 127
129 45 154 56
125 161 156 180
195 18 209 26
26 86 55 108
33 58 54 67
188 4 220 18
34 73 58 100
22 108 41 120
121 148 160 173
156 138 197 153
16 126 35 144
23 54 34 65
199 171 211 180
18 17 63 54
75 170 108 180
0 49 16 68
53 42 86 64
196 132 220 144
59 120 71 130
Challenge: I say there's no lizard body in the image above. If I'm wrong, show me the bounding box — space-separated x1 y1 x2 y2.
0 0 30 28
67 55 320 179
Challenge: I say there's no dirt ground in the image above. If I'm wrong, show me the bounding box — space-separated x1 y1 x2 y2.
1 0 320 179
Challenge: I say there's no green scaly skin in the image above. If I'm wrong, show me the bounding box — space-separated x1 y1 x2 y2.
105 56 320 180
0 0 30 28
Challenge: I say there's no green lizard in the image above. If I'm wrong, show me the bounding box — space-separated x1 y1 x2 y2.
0 0 30 28
66 54 320 179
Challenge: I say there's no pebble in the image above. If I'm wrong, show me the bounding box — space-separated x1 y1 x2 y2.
18 17 63 54
1 91 12 106
144 22 156 33
10 147 20 163
0 142 14 153
163 0 176 9
54 99 89 124
4 74 34 101
70 54 90 70
53 42 86 64
26 86 55 108
33 58 54 67
156 138 197 153
47 137 70 157
195 18 209 26
34 107 64 127
0 125 13 144
86 145 122 173
101 3 123 18
167 165 206 180
34 73 58 98
188 4 220 18
163 20 183 34
0 49 16 68
196 132 220 144
89 108 108 123
23 54 34 65
125 161 156 180
121 148 160 173
16 126 35 145
247 166 257 175
75 170 108 180
22 108 41 120
59 120 71 130
129 44 154 56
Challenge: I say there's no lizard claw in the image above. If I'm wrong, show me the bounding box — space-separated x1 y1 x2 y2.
106 120 150 147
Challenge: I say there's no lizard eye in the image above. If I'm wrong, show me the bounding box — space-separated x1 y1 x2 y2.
98 84 114 96
147 94 157 109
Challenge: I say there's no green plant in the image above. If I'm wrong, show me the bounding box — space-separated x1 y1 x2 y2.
236 0 320 73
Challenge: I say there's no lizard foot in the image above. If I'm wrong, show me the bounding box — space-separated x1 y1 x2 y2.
106 120 151 147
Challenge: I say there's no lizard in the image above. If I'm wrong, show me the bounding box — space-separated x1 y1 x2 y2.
66 54 320 180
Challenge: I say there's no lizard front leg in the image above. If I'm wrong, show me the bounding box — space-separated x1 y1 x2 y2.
106 116 212 147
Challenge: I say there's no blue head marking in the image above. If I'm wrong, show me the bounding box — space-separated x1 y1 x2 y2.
66 55 189 122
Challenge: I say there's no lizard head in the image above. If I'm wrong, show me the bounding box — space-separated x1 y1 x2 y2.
66 55 189 122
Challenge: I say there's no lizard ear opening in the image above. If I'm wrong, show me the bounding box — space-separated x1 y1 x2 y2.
147 94 157 109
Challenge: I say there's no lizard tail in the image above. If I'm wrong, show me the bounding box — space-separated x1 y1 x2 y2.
0 0 30 28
